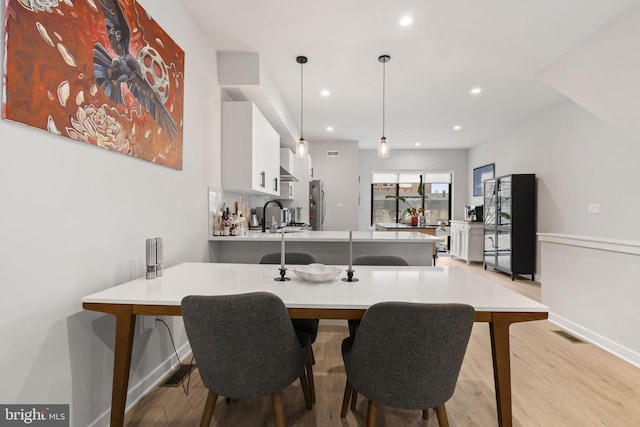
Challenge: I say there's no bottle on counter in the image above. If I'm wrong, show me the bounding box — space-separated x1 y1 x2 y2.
230 214 238 236
213 210 223 236
223 211 231 236
270 215 277 233
237 221 247 236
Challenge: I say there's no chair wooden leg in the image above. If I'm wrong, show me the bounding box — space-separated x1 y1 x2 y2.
271 391 286 427
423 408 429 420
310 345 316 365
200 391 218 427
340 380 353 418
306 354 316 404
366 400 379 427
350 388 358 411
299 367 312 410
435 403 449 427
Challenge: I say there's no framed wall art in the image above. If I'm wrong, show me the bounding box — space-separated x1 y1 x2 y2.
3 0 185 169
473 163 495 196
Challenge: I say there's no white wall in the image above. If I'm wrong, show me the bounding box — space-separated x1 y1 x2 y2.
309 141 359 231
539 234 640 368
541 4 640 144
0 1 221 425
469 99 640 277
358 149 468 230
470 6 640 280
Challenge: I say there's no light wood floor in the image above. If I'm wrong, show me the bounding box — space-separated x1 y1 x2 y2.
124 257 640 426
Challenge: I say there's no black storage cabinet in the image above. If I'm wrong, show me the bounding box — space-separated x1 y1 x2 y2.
483 174 536 280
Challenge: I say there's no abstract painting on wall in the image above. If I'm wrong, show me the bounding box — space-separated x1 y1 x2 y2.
2 0 185 169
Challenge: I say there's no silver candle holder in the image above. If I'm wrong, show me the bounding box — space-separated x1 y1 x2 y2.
155 237 163 277
146 237 164 279
145 238 157 279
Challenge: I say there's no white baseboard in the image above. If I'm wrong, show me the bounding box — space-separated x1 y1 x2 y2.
549 313 640 369
89 341 192 427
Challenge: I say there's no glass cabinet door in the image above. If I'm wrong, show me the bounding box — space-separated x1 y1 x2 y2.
484 227 496 265
484 179 497 225
496 228 512 269
497 176 512 226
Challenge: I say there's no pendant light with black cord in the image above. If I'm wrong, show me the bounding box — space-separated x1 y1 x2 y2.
377 54 391 158
296 55 309 159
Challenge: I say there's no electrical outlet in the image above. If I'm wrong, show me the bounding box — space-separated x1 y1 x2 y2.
587 204 600 214
140 316 156 333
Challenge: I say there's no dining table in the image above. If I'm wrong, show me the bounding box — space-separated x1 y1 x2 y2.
82 262 548 427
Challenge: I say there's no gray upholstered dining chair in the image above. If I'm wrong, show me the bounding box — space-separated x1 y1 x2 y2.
259 251 317 266
353 255 410 267
260 251 320 403
340 302 475 427
348 255 410 337
181 292 314 427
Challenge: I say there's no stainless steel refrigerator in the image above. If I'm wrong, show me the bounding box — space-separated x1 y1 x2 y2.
309 180 326 231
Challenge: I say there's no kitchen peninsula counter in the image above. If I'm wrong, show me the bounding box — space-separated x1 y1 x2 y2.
209 230 443 266
375 223 439 232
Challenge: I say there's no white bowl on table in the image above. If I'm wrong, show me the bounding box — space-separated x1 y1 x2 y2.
291 264 342 283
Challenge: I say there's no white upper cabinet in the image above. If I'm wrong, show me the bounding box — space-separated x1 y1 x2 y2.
280 181 295 200
222 101 280 196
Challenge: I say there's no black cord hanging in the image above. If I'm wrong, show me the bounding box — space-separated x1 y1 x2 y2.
296 56 308 140
380 55 389 137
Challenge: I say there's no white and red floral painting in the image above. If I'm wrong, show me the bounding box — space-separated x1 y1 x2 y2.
3 0 185 169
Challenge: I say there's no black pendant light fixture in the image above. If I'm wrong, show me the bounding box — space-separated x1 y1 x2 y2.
296 55 308 159
377 54 391 158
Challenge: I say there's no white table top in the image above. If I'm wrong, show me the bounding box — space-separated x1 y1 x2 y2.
209 230 443 243
82 262 547 313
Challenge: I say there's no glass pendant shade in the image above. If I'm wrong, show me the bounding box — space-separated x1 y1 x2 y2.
377 136 390 158
296 137 308 158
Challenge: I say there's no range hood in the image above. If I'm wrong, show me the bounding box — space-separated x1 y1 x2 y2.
280 148 298 182
280 167 299 182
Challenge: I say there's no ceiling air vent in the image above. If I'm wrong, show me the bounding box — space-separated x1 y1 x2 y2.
327 150 340 158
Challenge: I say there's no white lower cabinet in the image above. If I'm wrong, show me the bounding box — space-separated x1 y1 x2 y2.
450 221 483 264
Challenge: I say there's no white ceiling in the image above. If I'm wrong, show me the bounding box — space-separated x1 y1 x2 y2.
180 0 638 150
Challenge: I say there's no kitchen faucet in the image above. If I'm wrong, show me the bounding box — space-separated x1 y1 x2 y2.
262 200 283 232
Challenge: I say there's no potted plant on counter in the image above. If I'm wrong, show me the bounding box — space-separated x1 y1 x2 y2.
385 176 424 226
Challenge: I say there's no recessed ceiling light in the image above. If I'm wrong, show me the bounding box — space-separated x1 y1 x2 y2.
326 126 334 132
453 125 462 131
321 89 330 96
470 87 483 95
400 16 413 26
414 142 421 147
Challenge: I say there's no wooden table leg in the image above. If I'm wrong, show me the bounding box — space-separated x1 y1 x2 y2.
110 305 136 427
489 312 513 427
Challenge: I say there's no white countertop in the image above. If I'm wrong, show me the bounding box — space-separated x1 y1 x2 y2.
375 222 437 229
82 262 547 313
209 230 443 243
